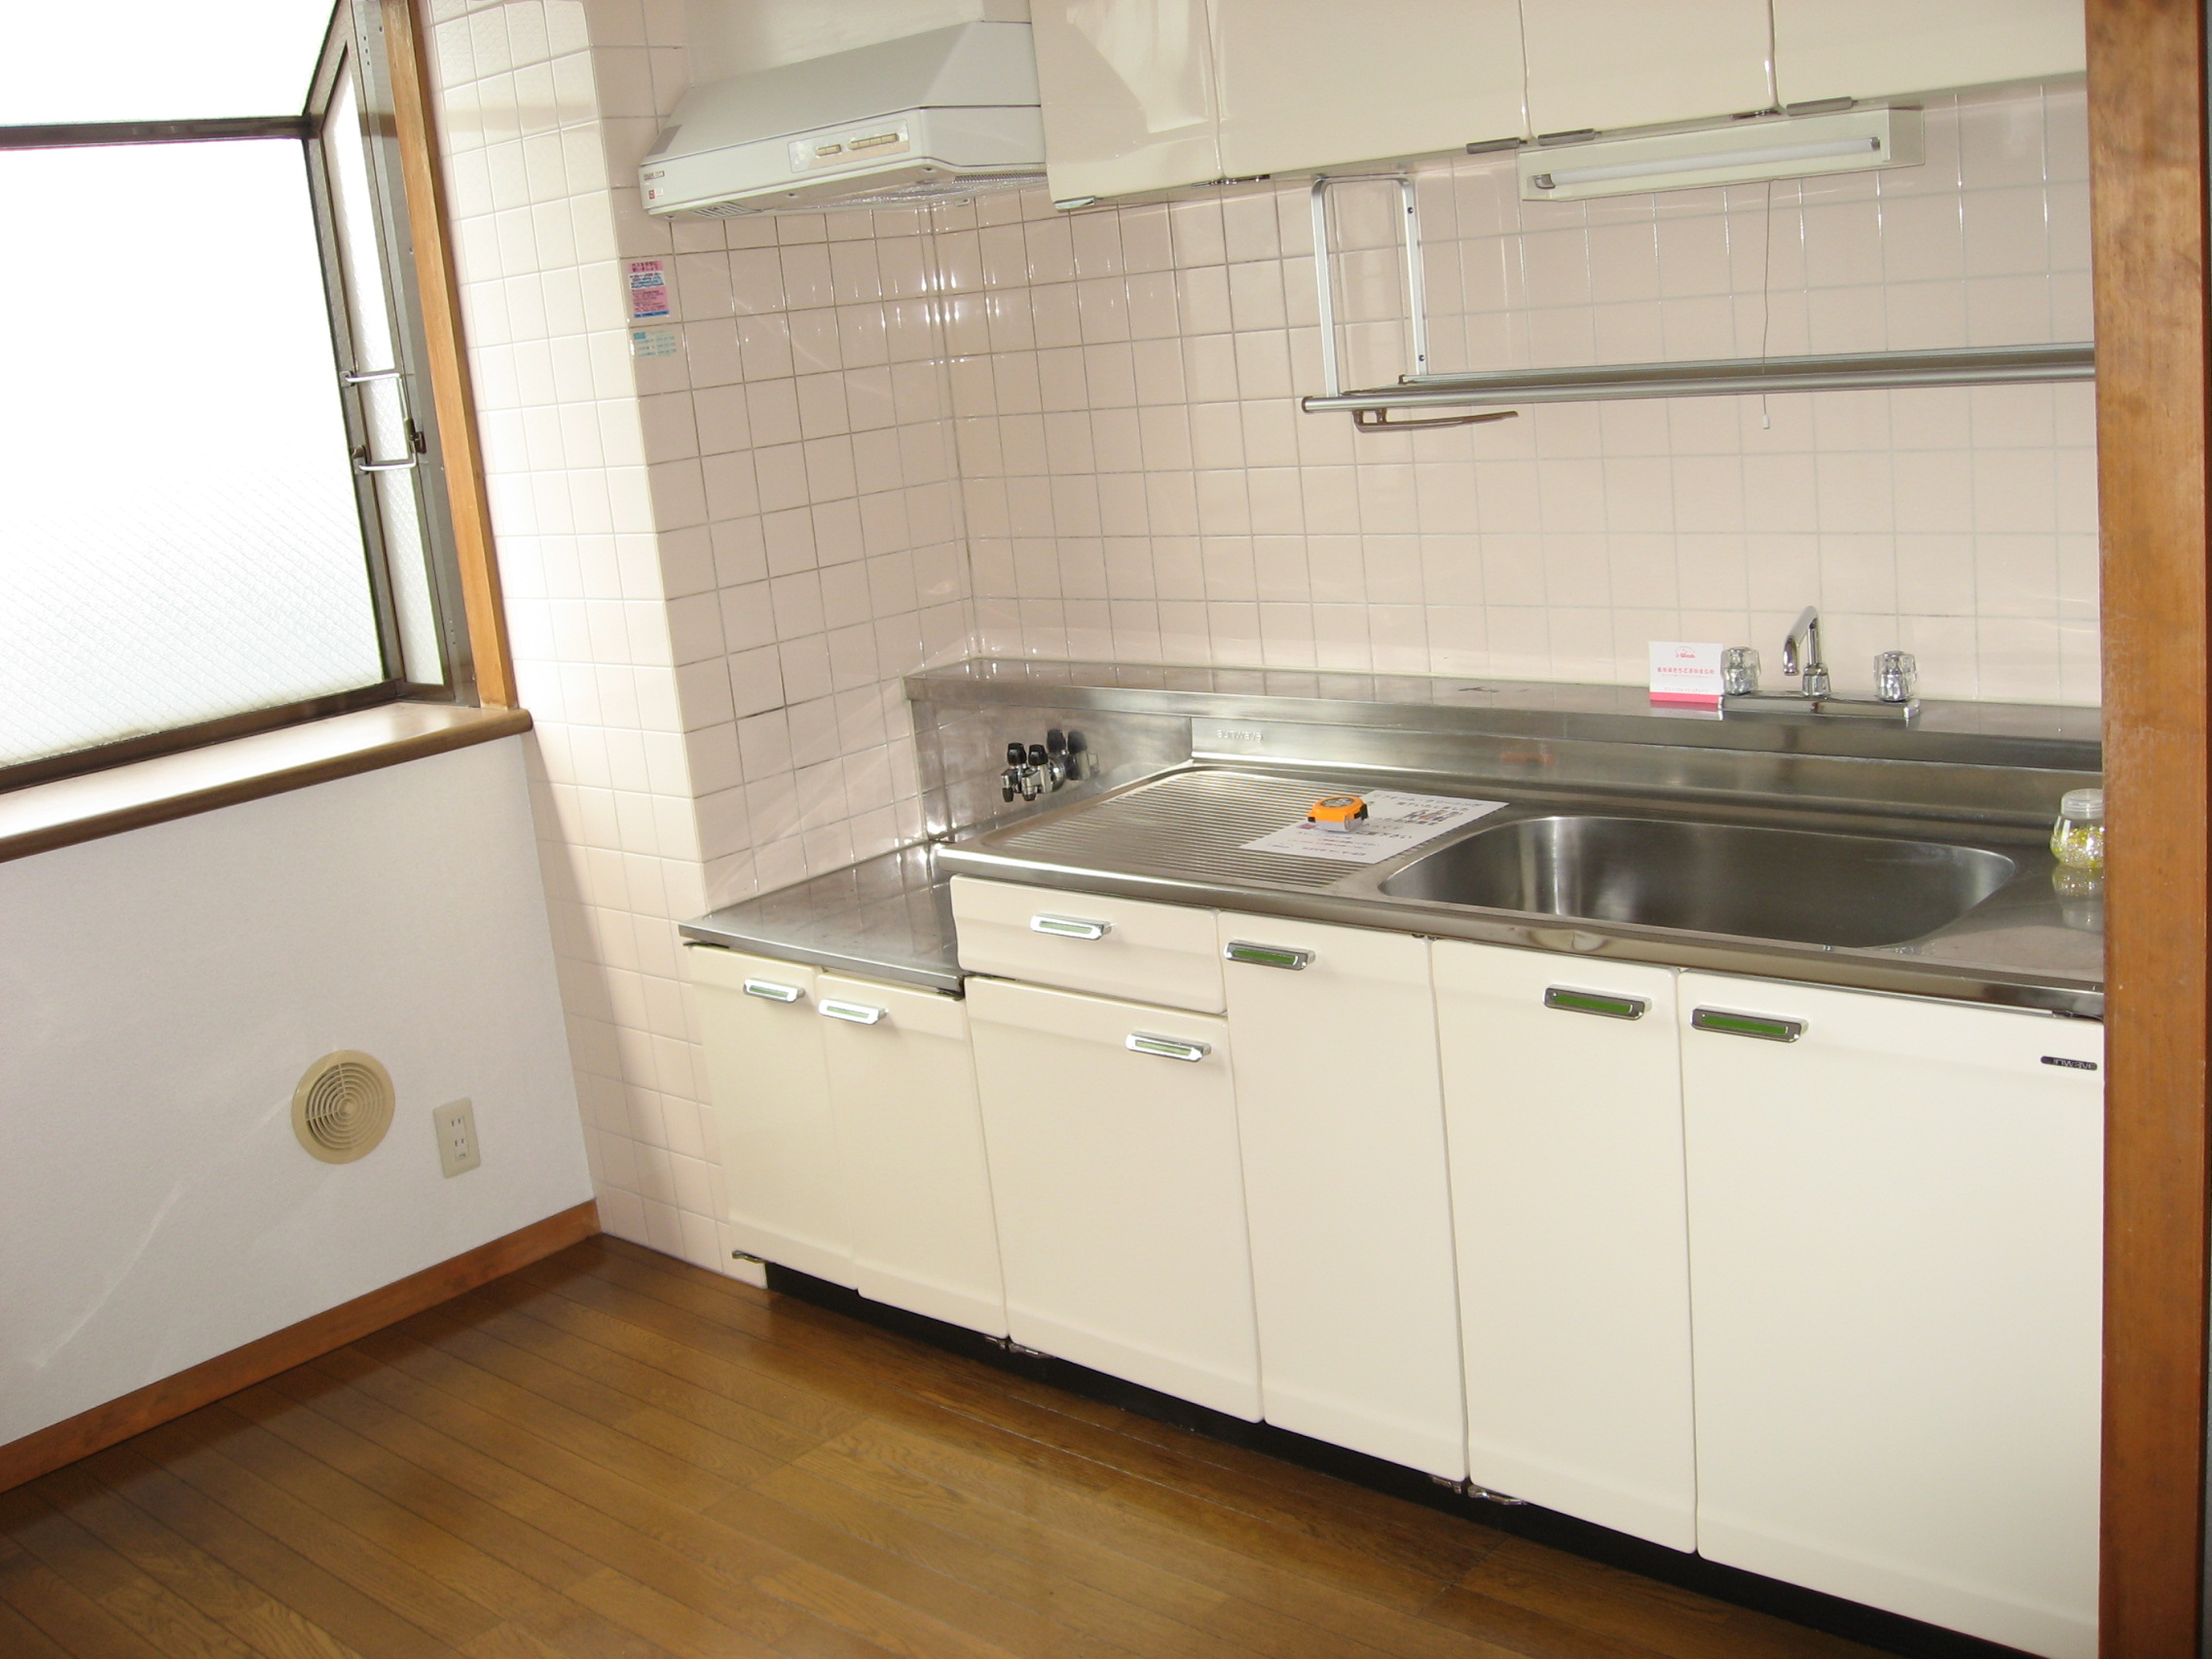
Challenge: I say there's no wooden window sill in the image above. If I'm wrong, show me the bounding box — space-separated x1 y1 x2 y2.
0 702 533 865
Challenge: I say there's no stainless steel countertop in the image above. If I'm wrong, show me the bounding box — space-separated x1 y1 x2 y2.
683 663 2104 1014
680 844 962 994
936 763 2105 1018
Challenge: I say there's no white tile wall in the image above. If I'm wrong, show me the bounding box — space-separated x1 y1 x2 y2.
428 0 981 1272
948 86 2098 703
429 4 2101 1271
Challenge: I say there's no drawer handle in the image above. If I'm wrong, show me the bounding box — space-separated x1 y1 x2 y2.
1544 986 1646 1020
1031 914 1111 940
1126 1032 1210 1062
1691 1007 1805 1043
743 979 804 1003
1225 940 1312 971
819 999 885 1025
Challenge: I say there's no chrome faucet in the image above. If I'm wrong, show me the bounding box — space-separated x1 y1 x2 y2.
1781 607 1831 697
1719 606 1920 722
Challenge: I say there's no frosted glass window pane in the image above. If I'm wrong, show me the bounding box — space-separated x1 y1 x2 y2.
0 1 339 124
0 141 385 767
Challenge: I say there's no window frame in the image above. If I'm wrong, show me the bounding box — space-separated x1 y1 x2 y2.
0 0 483 795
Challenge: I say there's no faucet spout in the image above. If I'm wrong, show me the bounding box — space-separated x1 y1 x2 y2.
1782 607 1829 696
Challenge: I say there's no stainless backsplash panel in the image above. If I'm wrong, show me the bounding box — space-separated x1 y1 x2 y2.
910 697 1192 839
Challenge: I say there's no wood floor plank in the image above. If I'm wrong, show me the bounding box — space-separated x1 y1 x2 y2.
183 1397 685 1659
14 1466 365 1659
0 1576 78 1659
395 1302 791 1492
451 1281 835 1464
0 1489 271 1659
0 1530 177 1659
595 1237 1499 1582
119 1413 503 1652
283 1347 1002 1659
567 1243 1500 1592
74 1436 464 1659
704 1481 1133 1659
7 1235 1888 1659
786 1426 1526 1659
1450 1540 1875 1659
736 1456 1323 1659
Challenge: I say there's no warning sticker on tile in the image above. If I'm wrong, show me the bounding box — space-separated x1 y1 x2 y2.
626 257 671 319
1241 790 1508 865
630 326 680 358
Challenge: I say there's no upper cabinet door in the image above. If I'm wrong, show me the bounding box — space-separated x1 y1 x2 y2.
1521 0 1774 137
1211 0 1527 179
1031 0 1223 202
1772 0 2084 107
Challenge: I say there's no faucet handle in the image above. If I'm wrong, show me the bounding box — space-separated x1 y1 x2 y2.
1874 650 1918 704
1721 646 1761 696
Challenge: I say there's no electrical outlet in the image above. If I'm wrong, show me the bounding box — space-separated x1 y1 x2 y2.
432 1099 481 1177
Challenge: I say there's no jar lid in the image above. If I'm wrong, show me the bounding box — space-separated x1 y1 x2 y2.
2060 788 2104 820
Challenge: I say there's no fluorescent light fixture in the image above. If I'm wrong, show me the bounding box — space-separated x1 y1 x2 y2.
1518 107 1920 202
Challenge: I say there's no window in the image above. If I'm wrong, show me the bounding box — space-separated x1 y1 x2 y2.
0 0 473 787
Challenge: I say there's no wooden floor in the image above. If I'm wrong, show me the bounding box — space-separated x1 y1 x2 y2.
0 1235 1884 1659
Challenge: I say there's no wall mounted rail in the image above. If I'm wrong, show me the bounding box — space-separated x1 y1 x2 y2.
1301 341 2095 417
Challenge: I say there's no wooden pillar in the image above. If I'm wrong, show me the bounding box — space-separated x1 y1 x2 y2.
2087 1 2212 1651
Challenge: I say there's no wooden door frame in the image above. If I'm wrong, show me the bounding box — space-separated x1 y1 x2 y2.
2088 1 2212 1652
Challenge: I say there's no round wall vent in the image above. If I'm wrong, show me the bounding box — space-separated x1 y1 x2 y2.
291 1051 395 1163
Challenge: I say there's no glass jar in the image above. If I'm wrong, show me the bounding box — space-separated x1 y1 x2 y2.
2050 788 2105 873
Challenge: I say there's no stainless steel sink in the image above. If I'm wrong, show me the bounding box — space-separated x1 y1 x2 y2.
1377 815 2018 948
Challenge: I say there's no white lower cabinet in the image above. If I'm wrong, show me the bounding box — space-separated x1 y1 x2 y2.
1678 973 2103 1659
966 975 1262 1418
815 975 1006 1337
688 946 852 1286
689 947 1005 1336
1219 914 1466 1477
1433 941 1697 1550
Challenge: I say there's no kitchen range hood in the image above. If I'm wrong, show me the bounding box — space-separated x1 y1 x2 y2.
640 21 1046 216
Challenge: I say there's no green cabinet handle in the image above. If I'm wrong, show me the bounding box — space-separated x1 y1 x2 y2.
1691 1007 1806 1043
1544 987 1647 1020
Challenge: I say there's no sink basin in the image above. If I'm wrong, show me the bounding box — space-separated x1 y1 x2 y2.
1377 815 2018 947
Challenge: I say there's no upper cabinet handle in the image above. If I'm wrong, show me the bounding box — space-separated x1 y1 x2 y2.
1031 914 1111 940
1224 940 1313 971
819 999 886 1025
1544 986 1647 1020
1691 1007 1806 1044
742 978 804 1004
1126 1033 1210 1062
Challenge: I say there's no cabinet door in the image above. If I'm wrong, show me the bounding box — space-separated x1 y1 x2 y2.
1220 915 1464 1477
1680 974 2101 1659
687 946 851 1286
816 976 1005 1338
1211 0 1526 179
967 976 1259 1417
1434 942 1695 1550
1521 0 1773 137
1773 0 2083 108
1031 0 1222 202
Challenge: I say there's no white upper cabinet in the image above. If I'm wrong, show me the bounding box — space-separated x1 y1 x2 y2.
1210 0 1526 179
1520 0 1773 137
1772 0 2084 108
1031 0 1223 202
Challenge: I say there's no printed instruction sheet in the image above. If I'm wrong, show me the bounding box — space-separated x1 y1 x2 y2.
1241 790 1508 865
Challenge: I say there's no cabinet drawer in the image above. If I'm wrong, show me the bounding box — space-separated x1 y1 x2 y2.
950 876 1224 1012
